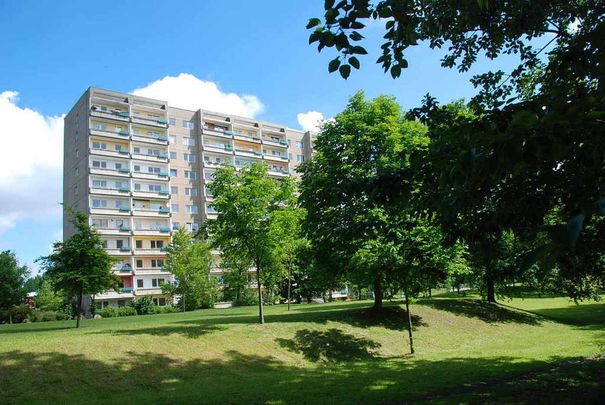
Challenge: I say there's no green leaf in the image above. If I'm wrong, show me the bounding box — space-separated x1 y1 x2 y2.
325 0 335 9
339 64 351 79
350 45 368 55
349 31 364 41
349 56 360 69
306 18 322 29
390 65 401 78
309 30 321 44
328 58 341 73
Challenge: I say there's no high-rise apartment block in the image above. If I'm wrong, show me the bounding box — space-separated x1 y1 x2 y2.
64 87 314 309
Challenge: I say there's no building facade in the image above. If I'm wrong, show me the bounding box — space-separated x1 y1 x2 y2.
63 87 314 309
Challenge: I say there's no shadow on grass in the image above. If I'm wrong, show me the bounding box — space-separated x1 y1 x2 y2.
0 349 602 404
0 324 74 334
518 304 605 328
276 328 381 362
420 298 542 325
95 303 425 339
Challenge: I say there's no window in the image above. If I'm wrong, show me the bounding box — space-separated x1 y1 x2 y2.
168 118 176 126
92 219 108 228
170 204 179 213
183 137 195 146
288 153 293 160
148 166 161 174
183 153 195 162
75 149 79 158
187 205 198 214
114 162 123 170
92 141 107 150
151 240 164 249
151 259 164 268
135 240 143 249
170 186 178 195
185 188 198 196
136 260 143 268
92 179 107 189
169 135 176 144
74 185 79 196
170 151 177 159
297 155 305 163
206 204 217 214
148 184 162 192
172 222 180 230
182 120 195 129
133 147 141 154
92 199 107 208
184 170 197 180
153 297 166 306
116 240 124 249
170 169 177 177
134 183 141 191
186 223 199 232
137 279 144 288
74 167 79 176
296 141 305 149
91 122 106 131
133 165 141 172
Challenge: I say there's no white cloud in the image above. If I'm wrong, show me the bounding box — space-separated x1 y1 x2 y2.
297 111 325 132
0 91 64 235
132 73 265 118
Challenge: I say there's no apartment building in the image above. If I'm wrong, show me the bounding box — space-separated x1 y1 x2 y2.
63 87 315 309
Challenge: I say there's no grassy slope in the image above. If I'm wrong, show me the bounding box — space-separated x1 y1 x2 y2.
0 294 603 404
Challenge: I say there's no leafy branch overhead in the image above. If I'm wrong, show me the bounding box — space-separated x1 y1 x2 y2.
307 0 597 86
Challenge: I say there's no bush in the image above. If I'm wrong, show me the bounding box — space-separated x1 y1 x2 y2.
117 306 137 317
234 289 258 307
130 297 155 315
151 305 177 314
99 307 117 318
0 305 31 324
28 310 70 322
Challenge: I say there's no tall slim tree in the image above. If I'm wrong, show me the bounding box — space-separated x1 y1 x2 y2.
299 92 434 311
208 162 295 324
0 251 29 312
163 227 216 311
38 209 118 328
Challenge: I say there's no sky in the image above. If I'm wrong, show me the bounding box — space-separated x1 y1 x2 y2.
0 0 530 274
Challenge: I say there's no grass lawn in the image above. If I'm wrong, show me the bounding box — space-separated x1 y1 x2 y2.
0 293 603 404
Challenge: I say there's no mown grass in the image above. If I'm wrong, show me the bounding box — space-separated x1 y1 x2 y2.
0 292 603 404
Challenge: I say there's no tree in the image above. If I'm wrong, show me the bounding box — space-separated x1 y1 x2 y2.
208 162 295 324
308 2 605 300
163 227 216 311
35 278 65 311
0 251 29 312
38 209 118 328
269 179 307 310
299 92 458 312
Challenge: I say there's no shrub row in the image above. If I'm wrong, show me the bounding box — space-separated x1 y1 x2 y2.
98 304 177 318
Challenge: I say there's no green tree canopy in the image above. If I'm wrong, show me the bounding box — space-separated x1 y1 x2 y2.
207 162 296 323
38 209 118 327
0 251 29 311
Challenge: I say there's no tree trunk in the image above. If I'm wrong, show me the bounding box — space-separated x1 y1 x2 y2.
182 292 186 312
287 266 291 311
256 264 265 324
486 275 496 303
373 272 383 311
328 290 333 302
405 293 415 354
76 291 83 328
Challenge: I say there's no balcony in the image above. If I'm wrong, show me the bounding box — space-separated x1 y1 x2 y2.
202 142 234 155
131 187 170 200
262 137 288 148
90 185 131 197
131 131 169 145
232 132 261 143
131 152 168 163
89 126 131 141
90 106 130 122
133 268 167 275
89 147 130 159
132 227 171 236
90 205 131 216
133 247 168 256
131 206 170 218
263 152 289 163
268 167 290 178
95 226 130 236
130 114 168 129
234 148 262 159
105 247 132 256
135 288 164 296
95 290 134 299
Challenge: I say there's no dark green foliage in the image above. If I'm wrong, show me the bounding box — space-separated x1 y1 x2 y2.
37 208 118 327
0 305 31 324
99 307 117 318
130 297 155 315
27 311 70 323
0 251 29 311
117 306 137 317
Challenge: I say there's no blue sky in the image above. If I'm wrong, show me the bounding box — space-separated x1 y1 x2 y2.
0 0 530 274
